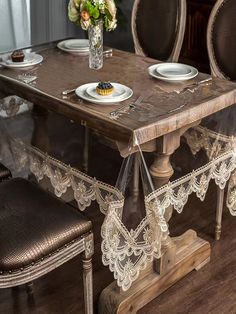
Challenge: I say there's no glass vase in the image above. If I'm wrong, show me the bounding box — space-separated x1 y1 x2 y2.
88 20 103 70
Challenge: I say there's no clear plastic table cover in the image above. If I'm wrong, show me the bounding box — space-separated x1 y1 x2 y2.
0 102 236 291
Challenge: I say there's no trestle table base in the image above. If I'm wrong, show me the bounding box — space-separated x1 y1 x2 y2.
99 230 210 314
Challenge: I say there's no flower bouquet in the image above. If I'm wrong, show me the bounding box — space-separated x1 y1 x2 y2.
68 0 117 69
68 0 117 31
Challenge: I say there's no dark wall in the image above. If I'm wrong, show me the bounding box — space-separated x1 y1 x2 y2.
104 0 135 52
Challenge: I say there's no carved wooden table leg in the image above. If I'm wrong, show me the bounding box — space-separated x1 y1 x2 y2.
99 128 210 314
150 132 210 278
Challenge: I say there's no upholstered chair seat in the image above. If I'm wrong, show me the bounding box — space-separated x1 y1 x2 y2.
0 177 94 314
0 178 91 271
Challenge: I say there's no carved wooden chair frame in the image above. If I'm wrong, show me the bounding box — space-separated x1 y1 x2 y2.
207 0 236 240
0 227 94 314
207 0 229 79
131 0 187 62
188 0 236 240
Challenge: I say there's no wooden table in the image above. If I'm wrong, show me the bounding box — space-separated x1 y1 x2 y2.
1 42 236 313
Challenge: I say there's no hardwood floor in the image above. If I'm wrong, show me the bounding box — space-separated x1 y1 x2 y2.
0 109 235 314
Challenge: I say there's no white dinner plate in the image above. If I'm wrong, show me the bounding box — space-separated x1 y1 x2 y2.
156 63 192 78
149 64 198 82
75 83 133 105
1 53 43 68
64 39 89 50
57 39 89 54
86 83 126 100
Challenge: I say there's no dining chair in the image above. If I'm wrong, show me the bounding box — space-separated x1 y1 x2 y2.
131 0 187 62
0 170 94 314
184 0 236 240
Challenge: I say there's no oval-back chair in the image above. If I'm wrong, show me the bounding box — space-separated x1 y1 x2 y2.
207 0 236 80
131 0 186 62
185 0 236 240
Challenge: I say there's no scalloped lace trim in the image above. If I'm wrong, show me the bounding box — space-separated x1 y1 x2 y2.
184 125 236 215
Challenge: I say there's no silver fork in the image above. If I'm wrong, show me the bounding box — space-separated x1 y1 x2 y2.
174 77 212 94
110 95 144 120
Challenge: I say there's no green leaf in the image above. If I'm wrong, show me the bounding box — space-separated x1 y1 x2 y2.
104 15 109 31
92 7 100 19
84 2 94 16
105 8 112 21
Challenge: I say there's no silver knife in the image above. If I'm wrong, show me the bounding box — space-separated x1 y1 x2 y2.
62 88 76 95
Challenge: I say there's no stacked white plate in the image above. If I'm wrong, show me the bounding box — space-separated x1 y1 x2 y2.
0 53 43 68
148 62 198 82
57 39 90 54
75 82 133 105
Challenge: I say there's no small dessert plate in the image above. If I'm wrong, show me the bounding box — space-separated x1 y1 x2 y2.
149 64 198 82
86 83 126 100
57 39 89 54
64 39 89 50
156 63 192 77
1 53 43 68
75 83 133 105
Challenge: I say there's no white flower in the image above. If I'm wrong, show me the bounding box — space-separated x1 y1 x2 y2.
73 0 81 7
81 18 91 30
107 18 117 31
68 0 80 23
105 0 116 18
93 0 105 5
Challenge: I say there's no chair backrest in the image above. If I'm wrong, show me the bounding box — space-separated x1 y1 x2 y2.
131 0 186 62
207 0 236 80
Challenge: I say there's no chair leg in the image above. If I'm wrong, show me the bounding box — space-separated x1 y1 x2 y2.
26 281 34 295
83 127 89 173
82 257 93 314
215 187 224 240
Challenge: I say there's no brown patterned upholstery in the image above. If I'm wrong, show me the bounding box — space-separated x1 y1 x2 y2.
212 0 236 80
0 163 11 181
134 0 179 60
0 178 92 272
